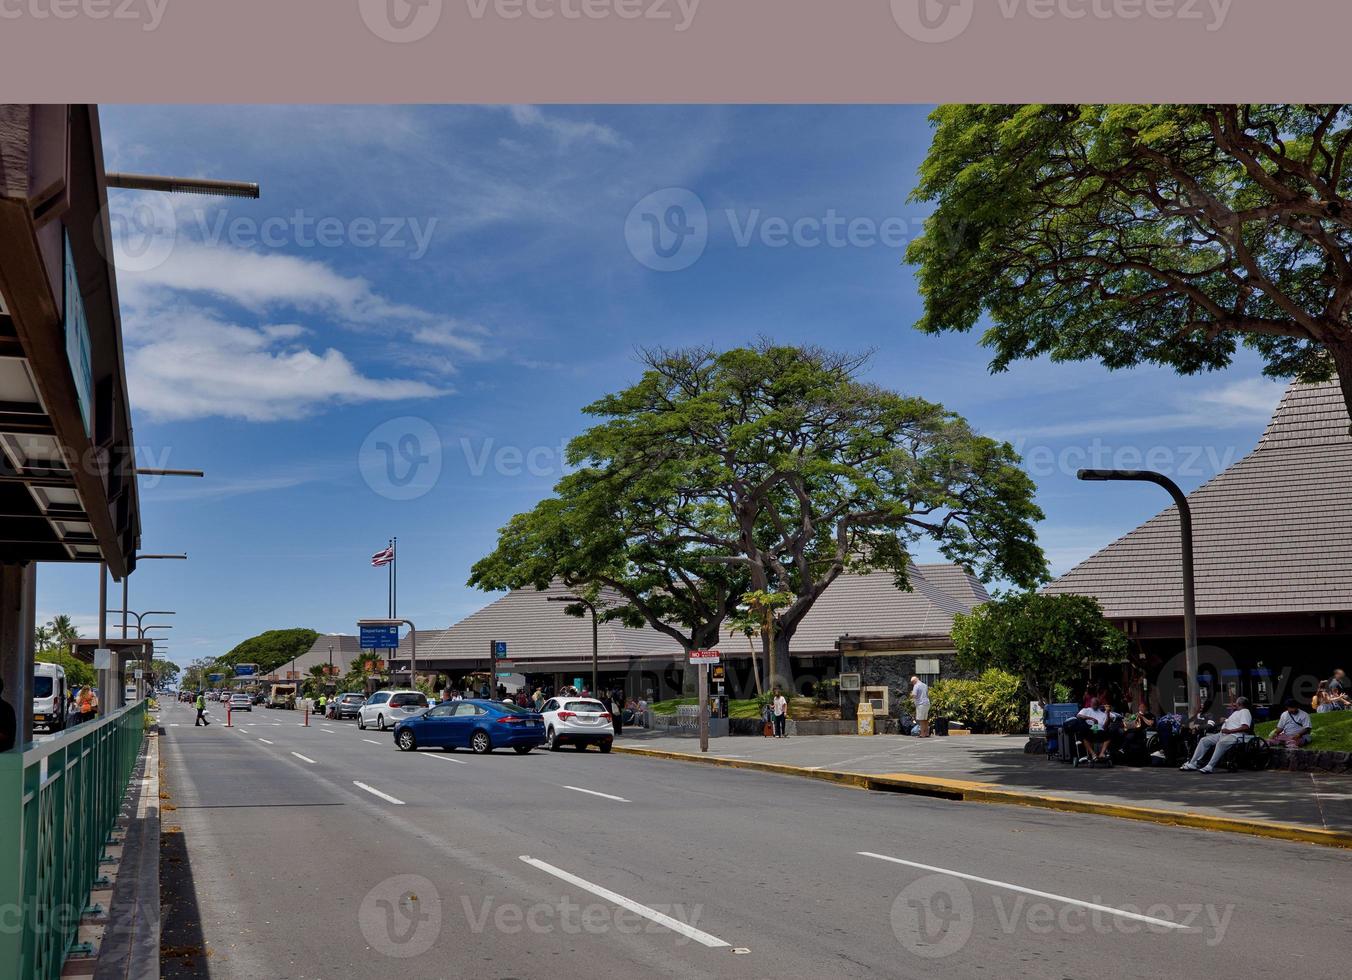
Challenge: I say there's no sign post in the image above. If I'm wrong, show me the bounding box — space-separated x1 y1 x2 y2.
688 649 721 753
359 619 416 688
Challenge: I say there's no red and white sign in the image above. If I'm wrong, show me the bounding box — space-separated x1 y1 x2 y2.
688 649 721 665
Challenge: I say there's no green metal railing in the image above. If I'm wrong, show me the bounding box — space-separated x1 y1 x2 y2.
0 700 147 980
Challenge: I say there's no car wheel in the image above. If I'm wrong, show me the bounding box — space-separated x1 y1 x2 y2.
358 715 366 730
547 727 561 751
377 714 386 731
397 730 417 752
471 730 492 754
599 741 612 754
514 745 533 755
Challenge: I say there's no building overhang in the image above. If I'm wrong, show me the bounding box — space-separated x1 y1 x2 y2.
0 105 139 578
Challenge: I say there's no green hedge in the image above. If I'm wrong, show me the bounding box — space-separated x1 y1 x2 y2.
920 669 1025 734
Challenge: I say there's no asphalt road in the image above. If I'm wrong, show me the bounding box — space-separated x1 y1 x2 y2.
158 699 1351 979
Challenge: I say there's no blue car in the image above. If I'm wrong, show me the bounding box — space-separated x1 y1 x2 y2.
393 699 546 755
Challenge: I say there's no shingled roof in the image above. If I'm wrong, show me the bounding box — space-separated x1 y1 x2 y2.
1044 381 1352 619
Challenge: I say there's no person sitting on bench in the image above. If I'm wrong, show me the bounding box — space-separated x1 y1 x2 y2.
1072 698 1117 767
1180 697 1253 772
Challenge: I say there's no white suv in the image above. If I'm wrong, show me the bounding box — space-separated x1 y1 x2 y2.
358 690 429 731
539 697 614 752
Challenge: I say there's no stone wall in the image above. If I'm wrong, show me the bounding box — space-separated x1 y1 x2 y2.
841 651 971 719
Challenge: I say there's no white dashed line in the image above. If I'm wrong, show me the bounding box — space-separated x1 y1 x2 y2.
362 739 382 745
353 781 405 805
258 738 274 745
857 853 1189 930
519 857 730 948
562 785 629 803
291 752 317 764
425 753 469 765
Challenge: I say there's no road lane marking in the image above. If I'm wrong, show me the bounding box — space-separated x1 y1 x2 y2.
362 739 382 745
291 752 317 764
258 738 274 745
519 857 730 948
353 781 405 805
425 753 469 765
858 852 1189 930
562 785 629 803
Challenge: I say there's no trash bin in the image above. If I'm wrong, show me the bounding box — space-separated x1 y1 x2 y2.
933 716 950 737
857 702 876 735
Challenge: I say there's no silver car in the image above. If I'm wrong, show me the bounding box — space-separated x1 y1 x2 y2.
357 689 429 731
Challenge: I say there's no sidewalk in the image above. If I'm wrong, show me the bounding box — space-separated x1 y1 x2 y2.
616 730 1352 845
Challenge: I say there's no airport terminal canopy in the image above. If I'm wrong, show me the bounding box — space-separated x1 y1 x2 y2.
0 104 140 578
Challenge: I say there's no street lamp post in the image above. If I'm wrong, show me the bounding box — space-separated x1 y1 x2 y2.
1077 468 1199 716
548 595 598 696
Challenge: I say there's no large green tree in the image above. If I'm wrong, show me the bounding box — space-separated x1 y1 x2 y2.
951 592 1128 705
216 628 319 676
474 344 1046 687
909 104 1352 424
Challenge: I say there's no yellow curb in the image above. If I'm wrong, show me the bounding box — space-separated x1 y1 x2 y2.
613 745 1352 849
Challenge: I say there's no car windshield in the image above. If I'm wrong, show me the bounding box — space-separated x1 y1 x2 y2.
33 676 53 698
391 694 427 707
565 701 606 712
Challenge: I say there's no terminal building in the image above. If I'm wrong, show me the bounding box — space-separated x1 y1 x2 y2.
387 564 988 705
1045 381 1352 716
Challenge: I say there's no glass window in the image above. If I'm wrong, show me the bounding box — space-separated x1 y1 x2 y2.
426 703 456 717
565 700 606 712
452 703 482 717
368 692 389 704
391 693 427 707
34 676 53 698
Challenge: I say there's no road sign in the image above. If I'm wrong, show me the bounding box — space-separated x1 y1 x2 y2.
208 673 223 682
492 640 507 657
360 624 400 649
689 649 721 665
133 669 143 679
234 664 257 676
93 648 112 669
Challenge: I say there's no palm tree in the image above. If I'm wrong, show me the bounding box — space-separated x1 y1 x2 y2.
33 623 54 654
50 614 78 645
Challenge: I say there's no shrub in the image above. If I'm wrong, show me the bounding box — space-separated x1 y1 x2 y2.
916 669 1026 734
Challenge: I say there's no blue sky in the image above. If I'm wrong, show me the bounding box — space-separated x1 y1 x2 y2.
37 105 1287 669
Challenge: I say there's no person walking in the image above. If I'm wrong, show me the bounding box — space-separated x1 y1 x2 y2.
910 675 931 738
771 687 788 738
194 691 210 727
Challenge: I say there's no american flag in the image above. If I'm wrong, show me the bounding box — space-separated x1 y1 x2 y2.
371 544 395 567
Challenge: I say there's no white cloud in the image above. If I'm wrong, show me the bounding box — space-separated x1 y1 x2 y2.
125 308 446 422
506 105 627 148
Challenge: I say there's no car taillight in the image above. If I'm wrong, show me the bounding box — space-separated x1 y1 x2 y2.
497 715 528 725
599 713 612 721
556 711 576 720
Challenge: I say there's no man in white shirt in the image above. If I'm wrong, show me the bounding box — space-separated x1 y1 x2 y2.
910 675 931 738
1268 698 1312 748
771 688 789 738
1181 697 1254 772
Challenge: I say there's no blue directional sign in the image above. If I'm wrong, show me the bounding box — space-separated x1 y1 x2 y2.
361 624 400 649
234 664 256 677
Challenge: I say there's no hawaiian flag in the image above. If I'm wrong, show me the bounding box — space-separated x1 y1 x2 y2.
371 544 395 567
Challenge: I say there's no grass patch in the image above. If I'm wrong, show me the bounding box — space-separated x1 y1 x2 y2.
1255 710 1352 751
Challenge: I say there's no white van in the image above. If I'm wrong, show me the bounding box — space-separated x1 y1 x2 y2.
34 662 68 733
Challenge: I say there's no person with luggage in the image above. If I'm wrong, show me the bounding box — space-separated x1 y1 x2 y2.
194 691 210 727
771 687 788 738
910 675 931 738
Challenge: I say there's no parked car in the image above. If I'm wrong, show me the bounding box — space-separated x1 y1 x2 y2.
252 693 266 705
393 699 544 754
539 697 614 752
358 690 430 731
33 662 68 733
229 692 253 712
328 692 367 720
